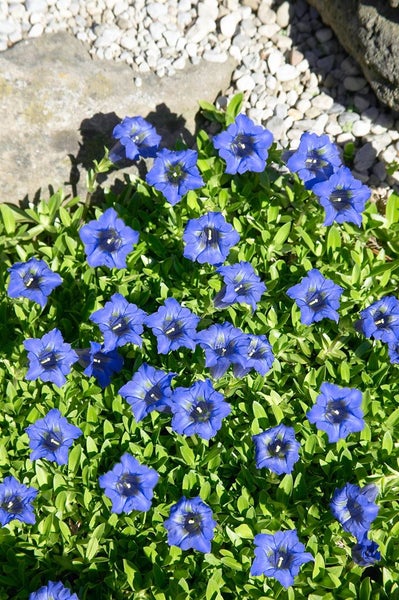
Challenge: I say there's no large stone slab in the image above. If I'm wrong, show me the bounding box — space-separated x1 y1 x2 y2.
306 0 399 112
0 33 236 204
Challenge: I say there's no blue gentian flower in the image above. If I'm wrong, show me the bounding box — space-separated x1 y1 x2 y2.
183 212 240 266
25 408 82 465
253 424 300 475
358 296 399 344
29 581 79 600
388 340 399 364
330 483 379 541
77 342 124 388
163 496 216 553
286 132 342 189
232 334 274 378
169 379 231 440
212 114 273 174
99 453 159 514
118 363 176 422
251 529 313 588
214 261 266 312
312 166 371 227
0 476 38 526
109 116 161 163
307 382 364 443
89 293 147 352
79 207 139 269
146 148 204 206
196 322 248 379
23 328 78 387
286 268 344 325
7 258 62 308
351 535 381 566
145 298 200 354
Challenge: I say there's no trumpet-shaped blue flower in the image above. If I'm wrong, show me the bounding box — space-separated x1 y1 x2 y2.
214 262 266 312
183 212 240 266
119 363 176 422
388 340 399 364
0 476 38 526
253 424 300 475
232 334 274 378
351 535 381 566
90 293 147 352
212 114 273 174
307 383 364 443
286 132 341 189
24 328 78 387
77 342 124 388
196 322 248 379
145 298 200 354
7 258 62 308
79 207 139 269
251 529 313 588
312 166 371 226
287 268 343 325
29 581 79 600
146 148 204 205
169 379 231 440
109 116 161 163
25 409 82 465
164 496 216 553
358 296 399 344
99 453 159 514
330 483 379 541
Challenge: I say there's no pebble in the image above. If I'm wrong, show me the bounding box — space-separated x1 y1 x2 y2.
355 143 376 171
236 74 256 91
352 120 371 137
220 13 241 37
343 76 367 92
267 50 283 75
0 0 397 200
257 4 276 25
312 92 334 111
276 64 298 82
315 27 332 43
276 2 290 28
28 22 44 37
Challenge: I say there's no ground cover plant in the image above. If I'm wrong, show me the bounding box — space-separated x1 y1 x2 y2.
0 94 399 599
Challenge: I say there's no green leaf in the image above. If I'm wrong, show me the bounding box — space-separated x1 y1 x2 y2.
386 192 399 226
273 221 291 247
225 93 243 125
0 204 16 234
206 570 224 600
382 430 393 453
86 536 99 561
123 559 137 590
234 524 253 539
68 444 81 476
358 576 371 600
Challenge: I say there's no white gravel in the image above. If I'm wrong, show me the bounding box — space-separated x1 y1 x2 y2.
1 0 398 196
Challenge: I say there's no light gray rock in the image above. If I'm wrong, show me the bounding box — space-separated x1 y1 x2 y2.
276 2 290 29
275 64 298 82
257 3 276 25
352 119 371 137
0 32 236 204
220 13 241 37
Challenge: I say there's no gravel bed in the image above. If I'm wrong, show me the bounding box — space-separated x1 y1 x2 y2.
1 0 398 198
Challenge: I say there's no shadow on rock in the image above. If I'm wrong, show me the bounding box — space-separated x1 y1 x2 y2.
73 103 201 204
